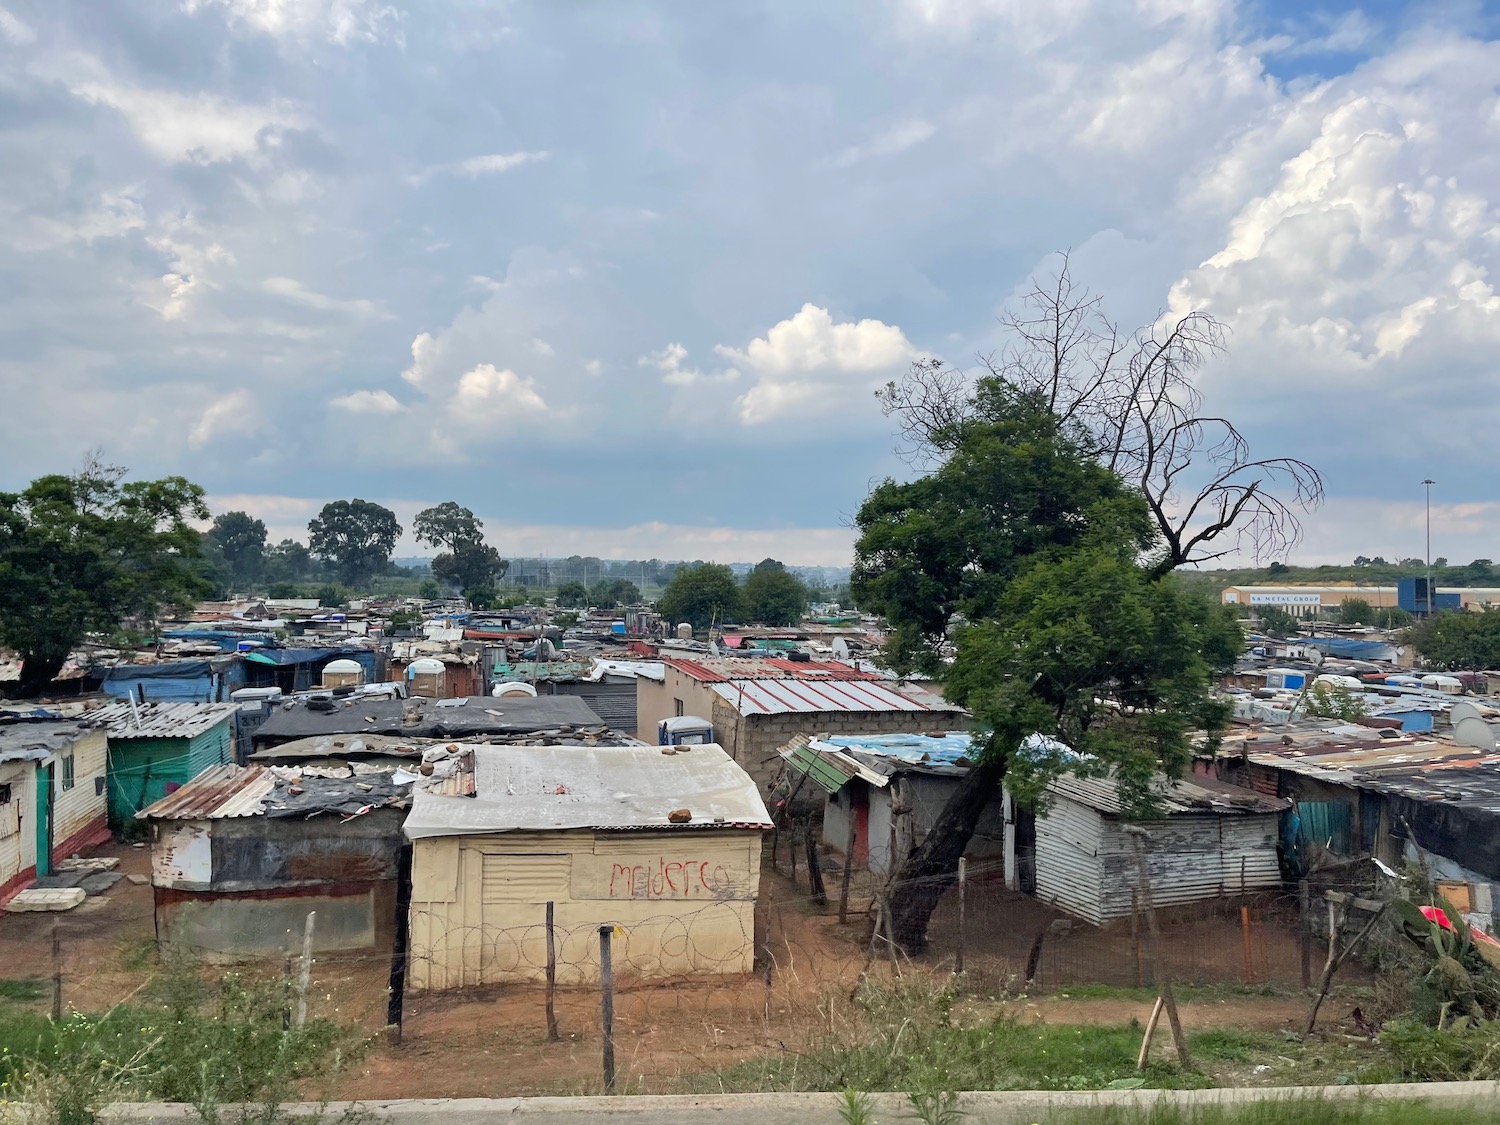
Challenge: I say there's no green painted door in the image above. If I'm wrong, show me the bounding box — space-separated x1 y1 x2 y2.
35 764 53 877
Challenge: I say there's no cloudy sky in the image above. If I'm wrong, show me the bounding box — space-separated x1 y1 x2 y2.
2 0 1498 568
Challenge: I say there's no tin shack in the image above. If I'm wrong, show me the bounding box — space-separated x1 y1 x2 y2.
403 742 772 989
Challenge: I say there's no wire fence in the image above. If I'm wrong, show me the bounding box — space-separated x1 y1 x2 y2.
15 845 1402 1098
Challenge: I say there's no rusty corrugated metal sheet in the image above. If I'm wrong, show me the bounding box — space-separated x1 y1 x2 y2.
136 764 275 820
93 701 240 740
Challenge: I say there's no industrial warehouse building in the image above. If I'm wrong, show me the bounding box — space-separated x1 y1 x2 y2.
1221 582 1500 617
403 743 772 989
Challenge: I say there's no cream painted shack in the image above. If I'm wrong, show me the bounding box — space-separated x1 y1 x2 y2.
403 743 772 989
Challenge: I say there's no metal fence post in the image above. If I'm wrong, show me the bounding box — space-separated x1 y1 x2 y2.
386 843 413 1043
545 901 559 1042
598 925 616 1093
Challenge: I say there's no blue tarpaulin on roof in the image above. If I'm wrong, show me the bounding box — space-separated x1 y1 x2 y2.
243 647 345 666
1305 638 1398 660
101 658 246 702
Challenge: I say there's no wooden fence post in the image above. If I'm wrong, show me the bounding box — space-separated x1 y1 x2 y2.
1299 879 1312 989
51 917 62 1020
1127 829 1191 1072
295 911 316 1028
955 857 967 975
837 815 857 924
386 844 412 1043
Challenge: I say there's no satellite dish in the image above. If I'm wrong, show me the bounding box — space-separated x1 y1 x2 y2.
1451 700 1483 726
832 637 850 661
1452 715 1497 752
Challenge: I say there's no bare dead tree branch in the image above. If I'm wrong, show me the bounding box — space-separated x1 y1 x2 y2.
877 252 1323 573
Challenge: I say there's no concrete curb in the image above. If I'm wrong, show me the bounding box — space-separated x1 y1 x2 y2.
101 1082 1500 1124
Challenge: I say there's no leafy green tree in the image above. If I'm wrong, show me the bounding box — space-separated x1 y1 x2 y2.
1373 606 1413 629
419 579 442 600
413 501 507 603
307 499 402 586
555 580 588 607
1411 609 1500 671
854 390 1150 674
206 511 267 589
413 501 483 551
742 559 810 626
316 585 344 608
658 563 742 631
589 578 640 610
1338 597 1373 625
1267 561 1290 576
854 390 1246 952
0 459 210 695
265 539 317 584
1304 683 1369 721
1255 605 1301 638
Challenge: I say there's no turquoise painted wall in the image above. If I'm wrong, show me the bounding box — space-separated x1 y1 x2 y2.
106 720 233 827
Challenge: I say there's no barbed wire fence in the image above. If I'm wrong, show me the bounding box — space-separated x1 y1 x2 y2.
22 841 1415 1097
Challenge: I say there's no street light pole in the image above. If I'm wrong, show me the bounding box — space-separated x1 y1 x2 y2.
1422 479 1436 615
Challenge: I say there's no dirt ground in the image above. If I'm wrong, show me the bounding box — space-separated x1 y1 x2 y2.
0 853 1367 1100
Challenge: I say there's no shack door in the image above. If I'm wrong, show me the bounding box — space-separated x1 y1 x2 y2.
34 763 54 877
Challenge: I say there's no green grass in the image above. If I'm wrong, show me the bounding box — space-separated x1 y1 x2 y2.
0 977 46 1004
1053 983 1290 1003
692 1017 1219 1094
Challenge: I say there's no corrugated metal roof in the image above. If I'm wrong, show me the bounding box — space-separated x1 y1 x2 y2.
0 719 96 764
93 701 240 739
710 677 953 716
662 656 884 684
403 742 773 839
777 734 890 793
136 764 275 820
1047 772 1288 817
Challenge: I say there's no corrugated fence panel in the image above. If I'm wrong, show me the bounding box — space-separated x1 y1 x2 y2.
1035 796 1105 925
1097 815 1282 920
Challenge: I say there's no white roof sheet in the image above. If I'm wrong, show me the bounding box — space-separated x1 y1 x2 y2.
710 677 951 716
403 742 772 839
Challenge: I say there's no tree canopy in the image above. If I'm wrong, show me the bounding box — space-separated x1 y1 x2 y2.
413 501 507 604
307 499 402 586
853 387 1245 952
0 459 210 695
658 563 742 631
1411 609 1500 671
742 558 811 626
589 578 641 610
206 510 267 590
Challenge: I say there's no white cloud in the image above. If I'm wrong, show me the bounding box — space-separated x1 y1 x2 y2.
715 304 919 424
62 67 299 164
329 389 403 414
450 363 548 417
1169 36 1500 399
584 359 604 377
181 0 401 45
189 389 259 447
531 337 555 358
401 332 438 387
410 150 550 186
0 5 35 44
830 119 936 167
145 225 235 320
262 276 383 319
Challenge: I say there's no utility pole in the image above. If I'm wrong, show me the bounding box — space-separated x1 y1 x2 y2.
1422 479 1436 615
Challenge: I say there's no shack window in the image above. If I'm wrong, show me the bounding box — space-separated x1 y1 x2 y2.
61 754 76 791
674 698 685 717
